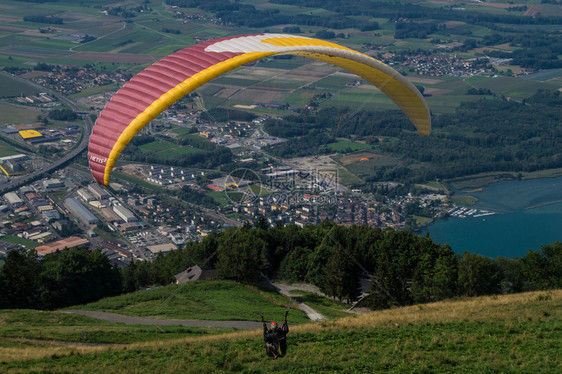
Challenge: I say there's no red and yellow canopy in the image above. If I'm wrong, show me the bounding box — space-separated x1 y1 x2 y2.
88 34 430 185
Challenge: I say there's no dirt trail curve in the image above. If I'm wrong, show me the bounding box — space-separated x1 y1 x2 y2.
271 283 325 321
63 310 263 330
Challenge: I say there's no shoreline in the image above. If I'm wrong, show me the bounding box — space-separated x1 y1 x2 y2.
446 168 562 190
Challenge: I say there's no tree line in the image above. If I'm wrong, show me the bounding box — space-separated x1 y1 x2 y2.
23 16 63 24
165 0 380 30
48 109 78 121
2 220 560 310
0 247 121 309
271 0 562 25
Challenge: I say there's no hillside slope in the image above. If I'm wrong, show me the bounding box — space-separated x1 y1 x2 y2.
2 289 561 373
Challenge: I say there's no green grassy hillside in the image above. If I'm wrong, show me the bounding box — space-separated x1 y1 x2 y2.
1 289 560 373
69 280 311 323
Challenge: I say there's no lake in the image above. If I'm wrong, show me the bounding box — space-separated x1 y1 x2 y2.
423 176 562 258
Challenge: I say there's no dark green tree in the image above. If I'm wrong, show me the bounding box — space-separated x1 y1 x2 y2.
426 253 458 300
40 248 122 308
521 242 562 291
495 256 525 293
321 244 361 303
216 228 265 281
457 252 500 296
0 249 41 308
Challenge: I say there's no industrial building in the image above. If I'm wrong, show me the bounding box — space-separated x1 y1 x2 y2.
35 236 90 256
42 210 60 220
4 192 23 207
64 198 99 225
0 154 28 163
19 129 43 140
147 243 177 254
43 179 65 190
101 207 122 223
27 136 60 145
77 188 94 202
88 183 110 200
113 205 137 223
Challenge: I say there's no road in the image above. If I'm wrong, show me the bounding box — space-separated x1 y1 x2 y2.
64 310 264 329
0 71 94 194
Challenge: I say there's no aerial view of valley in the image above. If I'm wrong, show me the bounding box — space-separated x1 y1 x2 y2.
0 1 560 372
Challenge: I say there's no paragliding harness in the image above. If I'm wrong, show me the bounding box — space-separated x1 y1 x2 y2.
261 308 289 359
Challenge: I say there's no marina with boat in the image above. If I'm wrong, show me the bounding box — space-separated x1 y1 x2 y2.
447 206 497 219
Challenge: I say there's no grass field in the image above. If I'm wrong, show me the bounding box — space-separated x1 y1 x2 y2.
314 74 358 89
170 126 195 136
327 139 371 153
450 195 479 206
473 76 560 100
111 170 168 195
206 190 230 206
342 152 403 179
138 141 202 159
0 140 20 158
334 167 362 185
0 309 229 345
0 235 39 249
68 82 120 99
2 289 560 372
0 102 44 124
0 75 38 98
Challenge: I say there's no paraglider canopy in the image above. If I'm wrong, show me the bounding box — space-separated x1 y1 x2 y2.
88 33 431 185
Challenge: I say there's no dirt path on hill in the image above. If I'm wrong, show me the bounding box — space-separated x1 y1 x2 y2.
271 283 326 321
63 310 263 329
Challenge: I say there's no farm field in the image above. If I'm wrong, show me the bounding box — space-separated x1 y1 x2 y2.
1 0 555 126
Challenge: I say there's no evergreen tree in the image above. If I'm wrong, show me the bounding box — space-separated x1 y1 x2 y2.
321 244 361 303
458 252 500 296
0 249 41 308
521 242 562 291
216 228 265 281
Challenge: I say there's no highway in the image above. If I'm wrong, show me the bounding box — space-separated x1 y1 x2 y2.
0 71 93 194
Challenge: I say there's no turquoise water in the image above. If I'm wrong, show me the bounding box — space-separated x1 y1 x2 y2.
423 177 562 258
